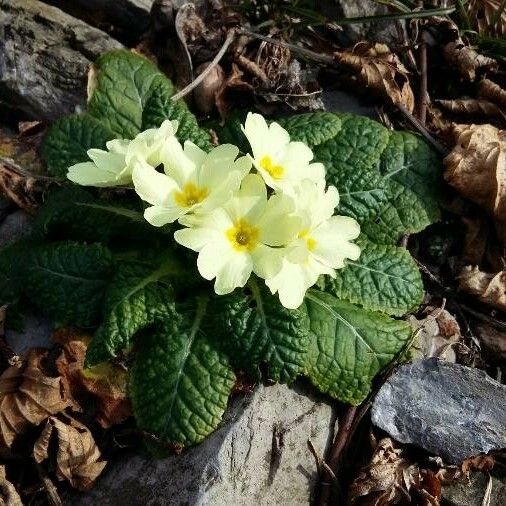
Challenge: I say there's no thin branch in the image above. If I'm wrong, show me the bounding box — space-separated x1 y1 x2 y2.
417 31 428 124
171 30 236 102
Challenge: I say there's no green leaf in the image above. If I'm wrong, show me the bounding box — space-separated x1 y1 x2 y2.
361 179 436 244
142 78 212 150
206 110 250 153
86 261 176 366
212 279 310 383
22 242 114 326
130 297 235 447
275 112 342 148
32 187 158 244
87 50 168 138
324 238 423 316
40 114 114 178
0 242 31 305
304 291 412 405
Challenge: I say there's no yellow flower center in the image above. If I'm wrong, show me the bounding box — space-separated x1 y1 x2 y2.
260 155 284 180
298 229 317 251
174 182 209 208
226 219 260 252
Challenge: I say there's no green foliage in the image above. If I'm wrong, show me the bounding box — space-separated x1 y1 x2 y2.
275 113 342 148
304 291 412 405
212 279 310 383
130 297 235 446
23 242 114 326
40 114 114 178
324 238 423 316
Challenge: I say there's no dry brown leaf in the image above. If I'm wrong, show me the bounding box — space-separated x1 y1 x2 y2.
436 99 504 118
33 414 106 491
0 465 22 506
442 40 498 81
444 124 506 243
479 78 506 107
349 438 427 505
0 163 42 212
468 0 506 37
475 324 506 361
334 42 415 112
0 349 74 449
409 306 461 362
436 454 495 483
53 329 131 429
462 215 490 265
458 266 506 311
215 63 254 119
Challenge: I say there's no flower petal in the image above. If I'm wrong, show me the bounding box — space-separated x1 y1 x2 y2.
159 136 197 186
144 205 184 226
132 160 179 207
174 226 221 251
67 162 120 187
265 260 312 309
257 193 301 246
226 173 267 223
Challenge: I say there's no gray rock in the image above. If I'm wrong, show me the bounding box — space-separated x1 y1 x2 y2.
73 383 336 506
0 0 123 120
5 310 52 354
371 359 506 464
322 90 377 118
0 210 32 248
443 472 506 506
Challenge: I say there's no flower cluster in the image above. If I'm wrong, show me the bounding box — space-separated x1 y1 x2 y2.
67 113 361 308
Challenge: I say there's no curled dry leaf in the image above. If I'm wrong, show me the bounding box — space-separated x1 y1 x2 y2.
444 124 506 243
215 63 254 119
334 42 415 112
436 99 505 119
53 329 131 429
409 306 461 363
0 163 44 212
458 266 506 311
436 454 495 483
479 78 506 107
442 40 498 81
0 348 73 448
468 0 506 37
193 62 225 114
0 465 22 506
349 437 441 505
462 215 490 265
33 414 106 491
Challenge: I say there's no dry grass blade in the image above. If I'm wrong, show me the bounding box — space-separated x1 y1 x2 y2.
442 40 498 81
0 465 22 506
33 414 106 491
444 123 506 243
334 42 415 112
479 78 506 106
468 0 506 37
436 99 505 118
0 349 74 448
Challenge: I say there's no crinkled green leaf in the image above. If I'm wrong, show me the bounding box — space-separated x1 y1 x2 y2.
207 110 250 153
276 112 342 148
304 291 412 405
130 297 235 447
23 241 114 326
324 238 423 316
0 241 32 306
142 78 212 150
85 261 175 366
40 114 114 178
32 187 159 244
87 50 169 138
361 179 435 244
212 280 310 383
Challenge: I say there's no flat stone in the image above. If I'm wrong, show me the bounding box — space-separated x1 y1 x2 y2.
5 310 52 354
322 90 377 118
72 383 336 505
443 472 506 506
371 359 506 464
0 0 123 120
0 210 32 248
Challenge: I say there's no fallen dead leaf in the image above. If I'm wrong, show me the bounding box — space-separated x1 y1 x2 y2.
468 0 506 38
53 329 131 429
0 163 43 212
458 266 506 311
478 78 506 107
215 63 254 119
409 306 461 362
0 465 22 506
475 324 506 361
442 40 498 81
0 349 74 448
436 99 505 119
436 454 495 483
193 62 225 114
462 215 490 265
33 414 106 491
334 42 415 112
444 123 506 244
349 437 440 505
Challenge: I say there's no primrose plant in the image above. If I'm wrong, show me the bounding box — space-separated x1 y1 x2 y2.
0 51 442 449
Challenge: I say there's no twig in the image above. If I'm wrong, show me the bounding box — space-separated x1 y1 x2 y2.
238 29 335 65
396 104 448 156
417 31 428 124
317 405 358 506
171 30 236 101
